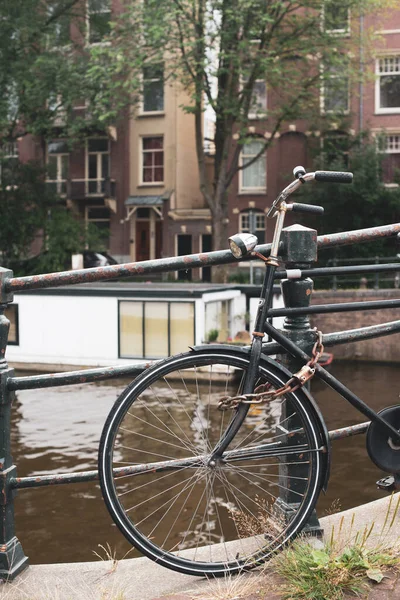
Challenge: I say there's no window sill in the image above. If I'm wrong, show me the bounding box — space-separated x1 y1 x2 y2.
238 189 267 195
320 109 350 115
324 29 350 37
137 111 165 118
248 113 267 120
138 182 165 188
375 109 400 115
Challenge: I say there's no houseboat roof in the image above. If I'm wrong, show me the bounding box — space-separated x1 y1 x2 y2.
15 281 281 297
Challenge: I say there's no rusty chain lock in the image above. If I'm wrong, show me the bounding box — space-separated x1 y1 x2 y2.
217 329 324 411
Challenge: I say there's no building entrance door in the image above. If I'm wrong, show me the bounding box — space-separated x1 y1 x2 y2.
136 220 150 262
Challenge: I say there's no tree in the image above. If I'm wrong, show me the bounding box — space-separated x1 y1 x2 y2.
0 160 52 266
89 0 393 279
0 0 118 143
302 133 400 261
0 158 106 275
0 1 116 272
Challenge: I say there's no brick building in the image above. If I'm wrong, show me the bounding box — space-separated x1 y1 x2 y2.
6 2 400 277
226 6 400 253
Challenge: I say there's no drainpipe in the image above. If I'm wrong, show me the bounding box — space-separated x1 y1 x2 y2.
359 12 364 133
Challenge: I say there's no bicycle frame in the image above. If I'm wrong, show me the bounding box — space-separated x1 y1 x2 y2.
211 172 400 461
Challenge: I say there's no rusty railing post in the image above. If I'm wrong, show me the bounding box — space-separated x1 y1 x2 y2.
0 268 28 579
275 224 323 536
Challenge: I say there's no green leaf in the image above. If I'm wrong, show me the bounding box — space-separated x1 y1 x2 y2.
310 550 330 566
366 568 384 583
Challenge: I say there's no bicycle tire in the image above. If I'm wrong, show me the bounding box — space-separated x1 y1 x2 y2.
99 347 324 577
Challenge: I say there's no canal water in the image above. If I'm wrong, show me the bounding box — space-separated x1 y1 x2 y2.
11 361 399 565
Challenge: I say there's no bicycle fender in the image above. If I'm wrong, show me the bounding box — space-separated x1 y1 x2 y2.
190 344 331 493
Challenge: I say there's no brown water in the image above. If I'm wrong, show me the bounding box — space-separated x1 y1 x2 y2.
12 362 399 565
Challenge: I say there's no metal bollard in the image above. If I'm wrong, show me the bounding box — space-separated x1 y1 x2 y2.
274 224 323 537
0 268 28 579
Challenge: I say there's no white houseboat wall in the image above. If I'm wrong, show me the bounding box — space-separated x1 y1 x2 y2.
5 282 283 370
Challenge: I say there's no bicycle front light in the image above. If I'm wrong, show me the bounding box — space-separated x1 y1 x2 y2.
228 233 258 258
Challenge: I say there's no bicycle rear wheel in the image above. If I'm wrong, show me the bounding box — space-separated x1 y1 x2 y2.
99 348 323 576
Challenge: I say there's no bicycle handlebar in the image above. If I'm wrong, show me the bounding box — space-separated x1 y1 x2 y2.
267 167 353 218
289 202 324 215
315 171 353 184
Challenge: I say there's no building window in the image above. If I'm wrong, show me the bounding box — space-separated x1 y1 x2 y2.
323 1 350 34
240 141 266 192
88 0 111 44
85 204 110 232
0 142 19 184
87 138 109 194
242 78 267 119
142 136 164 183
47 2 70 46
119 301 195 358
250 81 267 117
381 134 400 184
4 304 19 346
47 141 69 195
321 67 349 113
239 209 266 244
143 64 164 113
376 57 400 113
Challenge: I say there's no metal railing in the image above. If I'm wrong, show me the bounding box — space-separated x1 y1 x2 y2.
0 221 399 578
323 255 400 290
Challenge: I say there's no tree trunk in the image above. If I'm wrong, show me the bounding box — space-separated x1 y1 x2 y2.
211 191 229 283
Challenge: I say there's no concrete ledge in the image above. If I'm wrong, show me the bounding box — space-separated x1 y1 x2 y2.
0 493 398 600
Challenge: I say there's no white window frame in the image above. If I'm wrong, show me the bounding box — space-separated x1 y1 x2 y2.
322 2 350 35
47 142 69 195
375 132 400 188
118 300 195 359
85 204 111 228
47 2 71 47
0 142 19 183
1 142 18 160
85 138 110 195
87 0 111 45
241 78 267 120
385 134 400 153
375 56 400 115
320 67 350 114
239 210 266 242
141 64 165 115
140 136 164 186
239 140 266 193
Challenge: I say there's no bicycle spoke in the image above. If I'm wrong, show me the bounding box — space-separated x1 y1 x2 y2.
100 351 321 575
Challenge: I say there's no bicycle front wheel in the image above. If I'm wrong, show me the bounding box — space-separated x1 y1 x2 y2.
99 348 323 576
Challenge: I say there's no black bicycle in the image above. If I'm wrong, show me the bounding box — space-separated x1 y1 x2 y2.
98 167 400 577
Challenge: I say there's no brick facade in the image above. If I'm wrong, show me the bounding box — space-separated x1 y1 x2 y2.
10 5 400 274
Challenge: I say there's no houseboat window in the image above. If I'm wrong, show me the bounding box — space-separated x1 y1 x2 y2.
119 301 195 359
119 302 143 358
4 304 18 345
170 303 195 355
144 302 169 358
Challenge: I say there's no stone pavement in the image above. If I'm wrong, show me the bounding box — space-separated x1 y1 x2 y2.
0 493 399 599
152 568 400 599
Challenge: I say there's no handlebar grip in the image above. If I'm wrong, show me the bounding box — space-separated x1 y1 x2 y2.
315 171 353 184
291 202 324 215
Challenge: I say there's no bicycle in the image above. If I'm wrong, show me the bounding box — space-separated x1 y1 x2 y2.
98 166 400 577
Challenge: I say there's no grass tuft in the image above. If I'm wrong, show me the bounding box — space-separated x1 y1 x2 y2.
273 537 399 600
